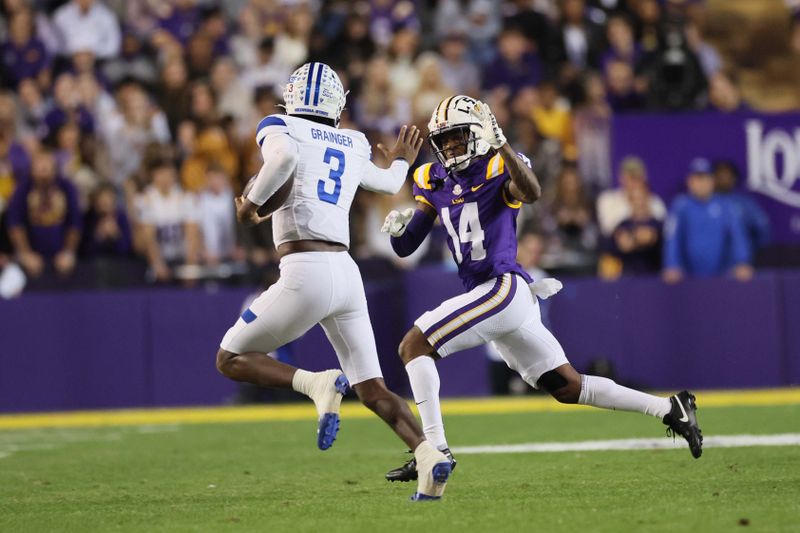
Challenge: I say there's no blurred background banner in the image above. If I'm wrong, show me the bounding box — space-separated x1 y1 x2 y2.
612 111 800 243
3 270 799 413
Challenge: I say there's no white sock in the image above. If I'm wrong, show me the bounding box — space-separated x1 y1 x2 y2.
578 375 671 418
291 369 315 397
405 356 449 450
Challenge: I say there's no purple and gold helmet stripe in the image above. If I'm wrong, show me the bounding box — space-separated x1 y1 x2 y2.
437 95 456 124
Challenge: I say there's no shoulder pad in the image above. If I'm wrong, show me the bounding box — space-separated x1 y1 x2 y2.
485 153 506 180
413 162 435 190
256 115 289 147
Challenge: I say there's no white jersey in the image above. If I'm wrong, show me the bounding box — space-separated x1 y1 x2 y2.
137 186 199 261
250 114 408 248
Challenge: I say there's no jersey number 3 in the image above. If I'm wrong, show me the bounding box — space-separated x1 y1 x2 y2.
317 147 345 205
442 202 486 263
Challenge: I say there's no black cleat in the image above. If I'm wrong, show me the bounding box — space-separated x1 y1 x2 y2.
663 390 703 458
385 448 457 482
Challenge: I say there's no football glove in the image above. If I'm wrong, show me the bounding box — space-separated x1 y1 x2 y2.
471 101 507 150
529 278 563 300
381 208 415 237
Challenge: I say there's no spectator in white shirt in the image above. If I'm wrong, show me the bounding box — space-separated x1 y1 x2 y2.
52 0 121 59
136 156 200 282
239 37 291 98
197 164 239 266
596 156 667 238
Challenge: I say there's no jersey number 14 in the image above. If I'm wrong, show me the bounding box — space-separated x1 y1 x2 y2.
442 202 486 263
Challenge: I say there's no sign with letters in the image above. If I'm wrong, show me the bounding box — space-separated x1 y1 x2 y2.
612 111 800 243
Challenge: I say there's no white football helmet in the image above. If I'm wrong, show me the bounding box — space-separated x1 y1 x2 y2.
283 62 347 126
427 95 491 171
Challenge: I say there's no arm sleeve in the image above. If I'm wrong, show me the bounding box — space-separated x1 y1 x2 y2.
359 159 410 194
246 132 299 206
390 209 435 257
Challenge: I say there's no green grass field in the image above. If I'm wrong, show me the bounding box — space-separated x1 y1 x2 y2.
1 395 799 532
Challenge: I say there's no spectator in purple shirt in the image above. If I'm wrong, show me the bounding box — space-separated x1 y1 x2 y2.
482 28 543 98
199 6 231 58
608 186 663 277
155 0 202 49
80 182 132 258
601 13 643 73
42 72 95 143
1 8 51 89
6 147 81 279
605 58 646 111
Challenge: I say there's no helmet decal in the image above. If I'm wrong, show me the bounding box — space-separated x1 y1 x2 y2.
283 62 347 126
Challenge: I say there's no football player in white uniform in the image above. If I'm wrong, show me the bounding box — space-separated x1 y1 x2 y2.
216 63 451 500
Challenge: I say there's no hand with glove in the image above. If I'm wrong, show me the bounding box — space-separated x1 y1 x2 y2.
529 278 563 300
471 100 507 150
381 208 416 237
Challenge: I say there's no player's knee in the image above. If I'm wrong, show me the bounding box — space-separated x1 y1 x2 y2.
398 328 429 365
538 369 581 404
215 348 236 377
551 385 581 404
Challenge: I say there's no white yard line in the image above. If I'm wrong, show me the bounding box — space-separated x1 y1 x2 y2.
0 425 179 460
452 434 800 455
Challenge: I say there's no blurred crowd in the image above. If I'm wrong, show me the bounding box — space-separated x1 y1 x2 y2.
0 0 788 296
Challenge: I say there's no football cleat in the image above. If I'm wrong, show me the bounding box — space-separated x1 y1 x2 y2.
315 372 350 450
412 449 451 501
386 448 457 482
663 390 703 458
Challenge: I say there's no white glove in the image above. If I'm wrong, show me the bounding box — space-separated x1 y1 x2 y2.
0 262 26 299
471 100 507 150
381 208 415 237
529 278 563 300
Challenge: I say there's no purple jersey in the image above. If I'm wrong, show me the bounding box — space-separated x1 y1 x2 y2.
413 152 533 291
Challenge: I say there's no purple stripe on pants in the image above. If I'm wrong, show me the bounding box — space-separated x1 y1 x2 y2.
421 275 505 338
432 274 518 351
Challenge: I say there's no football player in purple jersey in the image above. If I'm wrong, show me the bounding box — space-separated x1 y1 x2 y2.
381 96 703 482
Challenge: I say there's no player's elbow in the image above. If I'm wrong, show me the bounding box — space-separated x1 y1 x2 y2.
216 349 233 377
522 182 542 203
386 180 405 196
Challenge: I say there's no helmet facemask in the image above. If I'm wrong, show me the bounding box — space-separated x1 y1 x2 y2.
427 95 490 172
429 125 482 172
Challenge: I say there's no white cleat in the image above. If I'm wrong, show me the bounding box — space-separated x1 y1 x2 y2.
411 445 451 501
308 369 350 450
